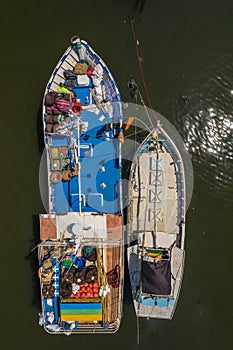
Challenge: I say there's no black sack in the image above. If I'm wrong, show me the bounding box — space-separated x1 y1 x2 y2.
73 267 87 285
45 91 58 106
107 264 120 288
81 246 97 262
85 265 98 283
63 69 77 80
60 281 72 298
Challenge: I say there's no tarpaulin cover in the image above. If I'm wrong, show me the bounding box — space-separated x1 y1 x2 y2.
60 302 102 322
141 260 171 295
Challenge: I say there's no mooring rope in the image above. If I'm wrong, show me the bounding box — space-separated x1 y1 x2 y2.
129 15 154 111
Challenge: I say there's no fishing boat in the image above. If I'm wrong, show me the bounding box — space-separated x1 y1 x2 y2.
37 36 124 334
127 121 186 320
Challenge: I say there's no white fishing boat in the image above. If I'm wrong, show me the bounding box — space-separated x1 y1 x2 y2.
37 36 124 334
127 121 186 319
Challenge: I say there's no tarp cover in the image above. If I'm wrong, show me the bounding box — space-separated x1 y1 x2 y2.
141 260 171 295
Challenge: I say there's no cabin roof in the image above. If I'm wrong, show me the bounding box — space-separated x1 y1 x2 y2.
40 212 122 241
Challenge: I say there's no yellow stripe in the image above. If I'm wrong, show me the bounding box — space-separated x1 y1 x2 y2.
148 253 163 258
61 314 102 322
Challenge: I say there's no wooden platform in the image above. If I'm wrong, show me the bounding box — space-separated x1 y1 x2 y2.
106 243 123 324
107 214 123 240
40 215 57 240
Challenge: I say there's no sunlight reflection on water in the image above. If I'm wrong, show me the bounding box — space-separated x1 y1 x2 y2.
181 103 233 200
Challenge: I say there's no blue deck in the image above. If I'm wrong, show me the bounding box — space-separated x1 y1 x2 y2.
50 108 121 215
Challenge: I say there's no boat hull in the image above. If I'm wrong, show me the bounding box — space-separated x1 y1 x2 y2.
37 37 124 334
127 124 186 319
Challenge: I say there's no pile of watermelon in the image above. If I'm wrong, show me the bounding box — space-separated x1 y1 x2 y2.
70 282 99 298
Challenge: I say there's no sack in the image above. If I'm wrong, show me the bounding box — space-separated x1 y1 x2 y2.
63 79 76 91
42 258 53 269
60 281 72 298
92 77 101 87
107 265 120 288
45 124 53 133
93 64 103 78
63 69 77 80
53 124 60 133
55 99 72 113
63 93 72 102
87 65 94 77
45 91 58 106
74 256 86 268
73 267 87 284
81 246 97 262
46 106 62 115
85 265 98 283
46 115 54 124
74 62 88 75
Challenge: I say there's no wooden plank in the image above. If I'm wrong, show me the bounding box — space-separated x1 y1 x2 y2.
56 67 65 79
66 54 79 67
40 215 57 240
107 214 122 240
53 75 64 85
105 243 123 324
50 81 59 91
70 48 80 62
61 60 73 71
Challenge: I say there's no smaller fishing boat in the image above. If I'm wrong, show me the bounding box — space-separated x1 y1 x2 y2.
127 121 186 319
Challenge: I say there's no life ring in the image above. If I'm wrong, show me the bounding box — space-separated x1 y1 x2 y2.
73 102 82 115
50 171 62 184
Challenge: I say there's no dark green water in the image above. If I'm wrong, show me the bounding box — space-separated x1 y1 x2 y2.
0 0 232 349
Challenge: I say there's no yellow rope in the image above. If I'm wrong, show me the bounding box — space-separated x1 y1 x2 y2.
129 15 154 110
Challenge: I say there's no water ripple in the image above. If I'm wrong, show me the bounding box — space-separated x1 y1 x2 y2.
181 107 233 200
173 56 233 201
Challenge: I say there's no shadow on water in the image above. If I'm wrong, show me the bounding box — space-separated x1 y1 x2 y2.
25 101 44 309
123 245 134 305
25 215 41 309
36 99 45 154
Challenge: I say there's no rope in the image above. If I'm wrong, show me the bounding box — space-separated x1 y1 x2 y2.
129 15 154 111
138 88 154 129
136 313 140 345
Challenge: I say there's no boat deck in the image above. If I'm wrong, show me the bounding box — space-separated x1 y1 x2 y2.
38 38 124 334
48 106 122 215
129 147 180 247
127 129 186 319
39 212 124 332
106 243 123 324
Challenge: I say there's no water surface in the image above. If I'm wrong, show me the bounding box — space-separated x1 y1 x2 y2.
0 0 232 349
